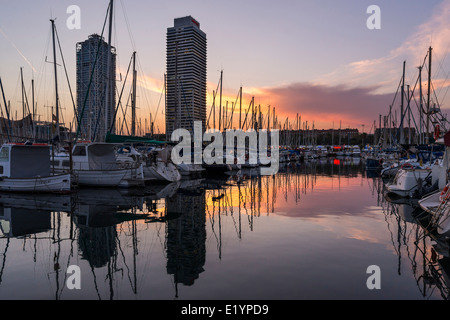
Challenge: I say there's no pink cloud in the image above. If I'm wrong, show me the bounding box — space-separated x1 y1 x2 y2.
252 83 393 130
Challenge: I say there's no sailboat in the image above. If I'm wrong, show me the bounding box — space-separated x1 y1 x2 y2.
417 133 450 234
116 144 181 183
143 146 182 182
385 164 435 198
418 186 450 235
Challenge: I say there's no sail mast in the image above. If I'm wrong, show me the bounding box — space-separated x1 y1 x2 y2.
105 0 114 140
400 60 405 144
50 19 60 143
131 51 137 136
426 46 432 142
418 66 423 144
239 86 242 130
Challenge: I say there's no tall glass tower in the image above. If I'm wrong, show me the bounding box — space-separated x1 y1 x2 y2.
76 34 116 142
166 16 207 139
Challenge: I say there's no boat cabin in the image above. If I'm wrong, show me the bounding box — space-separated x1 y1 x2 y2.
71 142 118 171
0 143 51 178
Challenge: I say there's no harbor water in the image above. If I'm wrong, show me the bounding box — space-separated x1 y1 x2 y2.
0 157 448 300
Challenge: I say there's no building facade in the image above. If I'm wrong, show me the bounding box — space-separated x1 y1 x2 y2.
76 34 116 142
166 16 207 139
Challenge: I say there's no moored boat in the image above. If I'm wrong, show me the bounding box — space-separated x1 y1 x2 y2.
419 186 450 234
55 142 138 188
0 143 71 193
385 166 435 198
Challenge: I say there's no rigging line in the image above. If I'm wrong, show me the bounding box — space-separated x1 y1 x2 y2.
207 74 222 129
433 47 450 97
119 91 131 135
135 56 156 122
110 53 133 133
33 26 52 121
54 25 77 121
404 91 420 137
388 75 404 119
0 79 11 142
227 88 241 129
75 2 110 141
91 106 102 142
20 68 34 136
120 0 156 123
440 76 450 105
120 0 137 50
153 75 165 125
206 89 216 129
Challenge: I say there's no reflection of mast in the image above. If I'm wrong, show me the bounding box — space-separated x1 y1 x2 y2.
52 211 62 300
383 198 450 299
0 238 10 285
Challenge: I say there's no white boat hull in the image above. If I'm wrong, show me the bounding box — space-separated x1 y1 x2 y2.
75 169 127 187
144 162 181 182
419 190 450 234
177 163 206 177
0 174 71 194
118 164 146 188
386 169 432 198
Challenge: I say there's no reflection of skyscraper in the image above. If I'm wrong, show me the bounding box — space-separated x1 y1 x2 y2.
166 189 206 292
76 34 116 142
165 16 207 138
78 225 117 268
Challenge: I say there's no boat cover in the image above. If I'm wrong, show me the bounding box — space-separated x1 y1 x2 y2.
87 143 117 170
10 145 50 178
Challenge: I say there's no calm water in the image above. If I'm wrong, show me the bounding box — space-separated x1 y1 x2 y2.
0 158 448 300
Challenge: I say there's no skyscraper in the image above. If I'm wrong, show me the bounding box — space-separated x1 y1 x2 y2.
166 16 207 139
76 34 116 142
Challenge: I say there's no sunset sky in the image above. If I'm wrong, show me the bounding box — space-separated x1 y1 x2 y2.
1 0 449 135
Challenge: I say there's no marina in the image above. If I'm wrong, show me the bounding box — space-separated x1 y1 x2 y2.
0 0 450 305
0 157 450 300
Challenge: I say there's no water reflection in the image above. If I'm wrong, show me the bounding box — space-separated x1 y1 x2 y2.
381 188 450 300
166 188 206 295
0 157 449 299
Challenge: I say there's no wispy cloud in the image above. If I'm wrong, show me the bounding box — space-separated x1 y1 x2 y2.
315 0 450 95
242 1 450 129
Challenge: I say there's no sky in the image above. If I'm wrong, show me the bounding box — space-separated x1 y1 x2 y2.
0 0 449 135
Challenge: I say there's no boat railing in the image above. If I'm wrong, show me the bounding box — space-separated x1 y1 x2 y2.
55 160 141 172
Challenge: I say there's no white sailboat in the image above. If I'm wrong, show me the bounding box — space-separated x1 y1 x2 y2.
385 165 435 198
117 145 181 182
145 146 181 182
0 143 71 193
418 135 450 234
177 162 206 177
419 185 450 235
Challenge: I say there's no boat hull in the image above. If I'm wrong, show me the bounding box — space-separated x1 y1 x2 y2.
144 162 181 182
118 164 146 188
419 190 450 235
177 163 206 177
386 169 432 198
0 174 71 194
75 169 127 187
